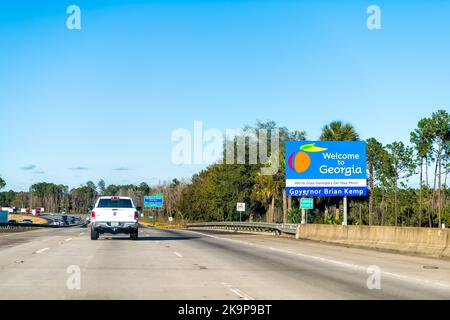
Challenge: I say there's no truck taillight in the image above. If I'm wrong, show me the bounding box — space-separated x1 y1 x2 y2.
91 211 96 219
134 211 138 220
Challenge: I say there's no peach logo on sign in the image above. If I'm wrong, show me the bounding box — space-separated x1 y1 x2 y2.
287 143 328 173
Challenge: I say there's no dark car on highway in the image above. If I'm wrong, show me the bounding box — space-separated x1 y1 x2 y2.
61 215 69 226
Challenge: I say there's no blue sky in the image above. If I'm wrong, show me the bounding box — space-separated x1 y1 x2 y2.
0 0 449 191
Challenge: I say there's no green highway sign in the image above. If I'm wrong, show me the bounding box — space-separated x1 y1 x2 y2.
144 194 164 208
300 198 313 209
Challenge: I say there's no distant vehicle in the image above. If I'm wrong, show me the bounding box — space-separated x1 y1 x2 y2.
32 209 41 216
3 208 17 214
90 196 139 240
70 216 76 224
61 215 69 226
53 219 61 226
8 219 17 223
0 210 8 223
22 219 33 224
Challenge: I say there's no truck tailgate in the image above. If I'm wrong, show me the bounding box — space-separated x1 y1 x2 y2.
94 208 135 222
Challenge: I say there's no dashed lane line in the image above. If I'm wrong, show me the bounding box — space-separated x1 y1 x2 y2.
34 247 49 254
221 282 254 300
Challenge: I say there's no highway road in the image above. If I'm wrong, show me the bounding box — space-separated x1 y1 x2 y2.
0 226 450 299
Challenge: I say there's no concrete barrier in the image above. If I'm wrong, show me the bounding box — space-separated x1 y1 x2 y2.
295 224 348 243
296 224 450 259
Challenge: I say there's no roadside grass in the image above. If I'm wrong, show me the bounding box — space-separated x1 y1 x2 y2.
7 214 48 224
139 219 185 229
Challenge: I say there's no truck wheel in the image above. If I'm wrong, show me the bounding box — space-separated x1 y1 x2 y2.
90 228 99 240
130 232 138 240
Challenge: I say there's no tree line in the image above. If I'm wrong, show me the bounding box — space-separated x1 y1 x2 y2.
0 178 186 217
0 109 448 227
177 110 449 227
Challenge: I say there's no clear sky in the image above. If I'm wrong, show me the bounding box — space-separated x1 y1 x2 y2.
0 0 449 191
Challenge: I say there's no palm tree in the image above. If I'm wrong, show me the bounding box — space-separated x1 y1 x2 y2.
253 161 283 223
320 121 360 141
320 121 360 221
0 176 5 191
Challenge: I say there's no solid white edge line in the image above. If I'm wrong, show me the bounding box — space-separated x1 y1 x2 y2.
174 251 183 258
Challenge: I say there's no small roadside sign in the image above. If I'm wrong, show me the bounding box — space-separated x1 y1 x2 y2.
236 203 245 212
300 198 314 209
144 194 164 208
168 216 173 222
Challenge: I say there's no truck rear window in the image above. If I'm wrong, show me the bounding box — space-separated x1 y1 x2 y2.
97 199 133 208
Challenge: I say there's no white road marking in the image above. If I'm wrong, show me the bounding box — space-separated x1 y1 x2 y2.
188 230 450 290
221 282 253 300
34 248 49 254
79 233 84 236
65 238 72 241
174 252 183 258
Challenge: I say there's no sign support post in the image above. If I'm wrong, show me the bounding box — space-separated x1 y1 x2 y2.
300 198 313 224
236 203 245 222
343 196 348 225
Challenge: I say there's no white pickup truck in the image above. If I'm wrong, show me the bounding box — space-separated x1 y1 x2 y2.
90 196 139 240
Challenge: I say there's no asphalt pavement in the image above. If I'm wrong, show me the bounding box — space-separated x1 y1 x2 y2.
0 226 449 299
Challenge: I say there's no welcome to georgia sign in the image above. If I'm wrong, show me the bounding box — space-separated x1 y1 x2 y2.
285 141 367 197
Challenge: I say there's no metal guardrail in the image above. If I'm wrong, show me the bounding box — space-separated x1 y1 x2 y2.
186 221 299 235
0 222 86 230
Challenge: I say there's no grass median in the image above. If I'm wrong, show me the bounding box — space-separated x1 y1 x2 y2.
7 214 48 224
139 218 185 229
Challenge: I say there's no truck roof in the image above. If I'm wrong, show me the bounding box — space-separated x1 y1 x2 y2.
98 196 132 200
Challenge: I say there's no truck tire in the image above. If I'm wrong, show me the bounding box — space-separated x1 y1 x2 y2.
90 228 99 240
130 231 138 240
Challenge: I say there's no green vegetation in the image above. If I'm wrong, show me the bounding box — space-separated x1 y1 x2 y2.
319 120 360 141
178 121 305 223
0 176 5 191
0 179 185 216
0 110 448 227
178 110 449 227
